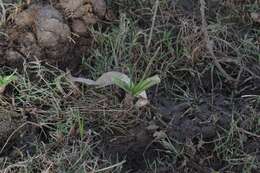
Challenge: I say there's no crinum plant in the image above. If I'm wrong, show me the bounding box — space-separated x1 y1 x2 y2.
112 75 161 97
70 71 161 107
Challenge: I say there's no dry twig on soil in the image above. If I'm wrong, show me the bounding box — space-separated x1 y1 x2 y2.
199 0 237 82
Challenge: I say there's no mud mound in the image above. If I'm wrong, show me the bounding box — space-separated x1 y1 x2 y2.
1 0 107 69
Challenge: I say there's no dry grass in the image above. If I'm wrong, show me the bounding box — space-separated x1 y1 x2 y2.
0 0 260 172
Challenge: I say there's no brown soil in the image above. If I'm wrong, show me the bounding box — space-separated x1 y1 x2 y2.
0 110 25 154
100 94 260 172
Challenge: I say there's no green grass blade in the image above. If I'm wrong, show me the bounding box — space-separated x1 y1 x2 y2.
0 73 17 86
133 75 161 96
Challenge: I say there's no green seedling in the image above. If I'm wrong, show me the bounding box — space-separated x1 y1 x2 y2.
0 73 17 93
112 75 161 97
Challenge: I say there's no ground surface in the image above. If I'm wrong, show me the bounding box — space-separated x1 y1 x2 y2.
0 0 260 173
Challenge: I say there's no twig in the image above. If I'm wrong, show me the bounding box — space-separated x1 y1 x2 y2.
0 122 27 154
147 0 159 49
142 47 160 80
0 121 47 154
199 0 236 82
238 128 260 138
93 160 126 172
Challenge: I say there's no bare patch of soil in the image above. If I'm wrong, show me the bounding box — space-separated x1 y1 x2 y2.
96 94 259 172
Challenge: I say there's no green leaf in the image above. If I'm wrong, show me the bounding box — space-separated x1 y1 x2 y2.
4 75 17 83
132 75 161 96
0 73 17 86
112 77 131 93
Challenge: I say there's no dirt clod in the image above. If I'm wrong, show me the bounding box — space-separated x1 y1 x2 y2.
15 5 40 27
1 1 106 68
91 0 106 18
35 6 71 58
5 50 25 66
71 19 88 34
